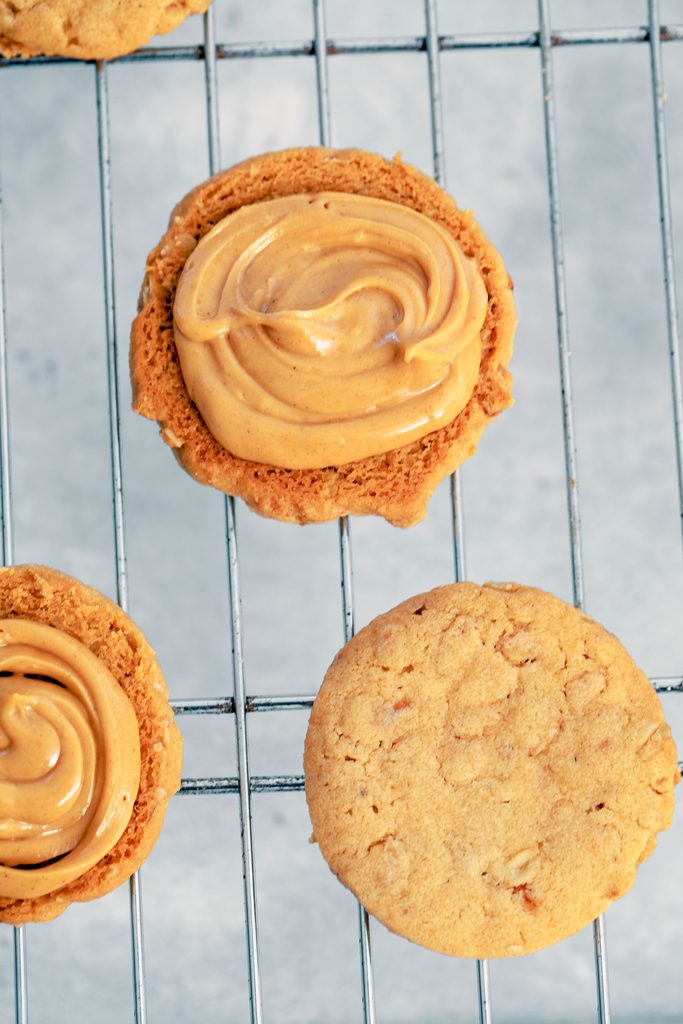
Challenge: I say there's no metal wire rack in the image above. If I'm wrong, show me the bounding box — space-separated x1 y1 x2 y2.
1 1 682 1022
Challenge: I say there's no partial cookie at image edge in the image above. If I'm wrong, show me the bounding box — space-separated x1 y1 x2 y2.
0 564 182 925
0 0 212 61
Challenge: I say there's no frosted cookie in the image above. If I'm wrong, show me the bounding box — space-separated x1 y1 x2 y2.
304 582 679 958
130 147 516 527
0 565 182 924
0 0 212 61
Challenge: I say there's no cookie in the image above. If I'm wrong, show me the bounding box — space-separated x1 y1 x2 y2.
304 582 679 958
130 147 516 527
0 565 182 924
0 0 212 61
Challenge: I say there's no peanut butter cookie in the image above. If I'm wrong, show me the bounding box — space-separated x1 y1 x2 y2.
0 565 182 924
0 0 212 61
130 147 516 527
304 582 679 957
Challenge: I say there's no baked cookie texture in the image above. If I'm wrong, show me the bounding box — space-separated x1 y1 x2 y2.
0 565 182 924
304 582 679 958
130 147 516 527
0 0 211 60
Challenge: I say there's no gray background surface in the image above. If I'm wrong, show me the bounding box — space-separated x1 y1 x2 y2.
0 0 682 1021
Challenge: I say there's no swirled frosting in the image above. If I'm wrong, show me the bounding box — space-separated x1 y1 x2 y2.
0 619 140 900
173 191 488 469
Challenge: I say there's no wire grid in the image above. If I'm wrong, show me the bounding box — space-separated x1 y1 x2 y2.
1 1 683 1022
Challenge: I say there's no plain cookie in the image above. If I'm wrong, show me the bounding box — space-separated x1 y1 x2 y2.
304 582 679 957
0 0 212 60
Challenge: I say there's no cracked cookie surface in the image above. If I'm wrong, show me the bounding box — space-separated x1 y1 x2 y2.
304 582 679 957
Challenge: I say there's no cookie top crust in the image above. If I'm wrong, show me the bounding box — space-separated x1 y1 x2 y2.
304 582 679 958
0 565 182 924
0 0 211 61
131 147 516 527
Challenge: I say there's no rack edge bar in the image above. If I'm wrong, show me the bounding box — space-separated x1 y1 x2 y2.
1 24 683 68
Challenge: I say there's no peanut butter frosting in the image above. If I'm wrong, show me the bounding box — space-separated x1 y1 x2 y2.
173 191 488 469
0 618 140 900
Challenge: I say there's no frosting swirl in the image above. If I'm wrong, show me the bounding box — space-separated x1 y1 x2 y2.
0 619 140 900
173 191 488 469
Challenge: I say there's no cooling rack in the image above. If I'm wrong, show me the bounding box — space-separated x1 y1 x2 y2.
1 1 682 1022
